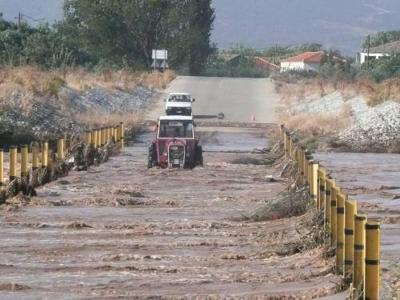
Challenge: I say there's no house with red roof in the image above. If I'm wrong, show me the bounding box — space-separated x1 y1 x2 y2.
280 51 323 73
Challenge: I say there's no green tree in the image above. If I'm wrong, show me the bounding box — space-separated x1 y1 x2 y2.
187 0 215 75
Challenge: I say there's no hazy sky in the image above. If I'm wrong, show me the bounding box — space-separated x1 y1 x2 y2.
1 0 400 54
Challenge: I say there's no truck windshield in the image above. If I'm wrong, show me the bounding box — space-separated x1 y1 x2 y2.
158 120 194 138
168 95 191 102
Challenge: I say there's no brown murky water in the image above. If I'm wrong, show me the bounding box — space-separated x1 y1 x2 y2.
0 129 342 299
315 152 400 298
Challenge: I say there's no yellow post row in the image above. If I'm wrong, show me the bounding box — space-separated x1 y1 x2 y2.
57 138 65 161
21 145 29 177
345 199 357 278
9 146 17 181
353 214 367 298
32 144 39 169
331 185 340 246
365 222 380 300
42 142 49 168
336 192 346 275
0 149 4 185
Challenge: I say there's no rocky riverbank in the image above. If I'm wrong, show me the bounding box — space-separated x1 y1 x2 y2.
278 86 400 153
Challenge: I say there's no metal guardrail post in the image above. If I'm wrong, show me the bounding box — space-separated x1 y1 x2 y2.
354 214 367 298
345 199 357 278
325 178 333 229
365 222 380 300
85 131 92 145
331 185 339 246
57 138 65 161
9 146 17 181
318 168 326 211
41 142 49 169
96 129 101 148
312 162 319 206
120 122 125 149
336 192 346 275
32 144 39 170
21 145 29 177
92 130 97 148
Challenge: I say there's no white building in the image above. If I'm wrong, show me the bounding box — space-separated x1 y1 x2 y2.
280 52 323 73
357 41 400 64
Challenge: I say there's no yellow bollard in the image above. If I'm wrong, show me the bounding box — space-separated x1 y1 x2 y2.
0 148 4 186
325 178 333 229
331 185 339 246
96 129 101 147
57 138 65 161
9 146 18 181
312 162 319 205
353 214 367 297
21 145 29 177
304 152 311 184
336 192 346 275
91 130 97 148
345 199 357 278
32 143 39 170
115 125 120 142
365 222 380 300
85 131 92 145
41 142 48 168
120 122 125 139
318 168 326 211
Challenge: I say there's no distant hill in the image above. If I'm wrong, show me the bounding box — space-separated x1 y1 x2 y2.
1 0 400 54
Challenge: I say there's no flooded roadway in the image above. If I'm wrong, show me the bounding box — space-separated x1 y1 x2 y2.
0 128 342 299
315 152 400 298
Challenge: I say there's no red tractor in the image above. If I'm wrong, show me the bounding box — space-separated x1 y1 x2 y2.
148 116 203 169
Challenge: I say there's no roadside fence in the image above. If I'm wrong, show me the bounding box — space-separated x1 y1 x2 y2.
281 125 380 300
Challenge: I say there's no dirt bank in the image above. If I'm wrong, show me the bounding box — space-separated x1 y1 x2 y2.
0 128 343 299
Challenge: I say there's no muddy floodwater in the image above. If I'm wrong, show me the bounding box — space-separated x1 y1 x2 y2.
0 128 344 299
315 152 400 297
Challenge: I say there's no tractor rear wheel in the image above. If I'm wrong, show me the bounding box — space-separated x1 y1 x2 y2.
196 145 203 167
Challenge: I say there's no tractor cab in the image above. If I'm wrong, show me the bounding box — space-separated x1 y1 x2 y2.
148 116 202 169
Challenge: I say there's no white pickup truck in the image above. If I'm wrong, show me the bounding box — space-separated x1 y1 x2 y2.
165 93 195 116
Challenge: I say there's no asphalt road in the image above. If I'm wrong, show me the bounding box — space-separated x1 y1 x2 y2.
148 76 280 123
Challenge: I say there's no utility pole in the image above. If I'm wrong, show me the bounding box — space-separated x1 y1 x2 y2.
17 12 22 29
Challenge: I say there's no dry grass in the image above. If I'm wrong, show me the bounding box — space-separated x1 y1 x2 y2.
279 107 352 136
75 111 143 129
0 65 176 112
276 76 400 108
